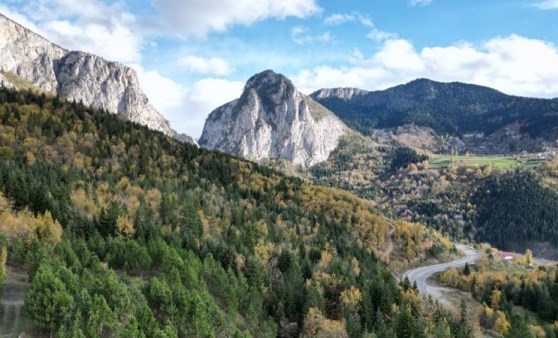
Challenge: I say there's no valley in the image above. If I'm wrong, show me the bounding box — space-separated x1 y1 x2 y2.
0 87 467 337
1 5 558 337
196 70 558 336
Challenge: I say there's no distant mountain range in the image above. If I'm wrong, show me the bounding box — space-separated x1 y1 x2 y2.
0 13 196 144
311 79 558 139
4 9 558 165
199 73 558 166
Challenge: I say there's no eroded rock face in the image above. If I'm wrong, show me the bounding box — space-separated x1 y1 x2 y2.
311 87 368 101
199 70 348 167
0 13 195 143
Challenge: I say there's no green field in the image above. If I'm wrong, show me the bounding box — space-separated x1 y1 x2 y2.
430 155 546 170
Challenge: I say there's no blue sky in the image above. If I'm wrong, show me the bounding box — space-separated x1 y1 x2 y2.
2 0 558 137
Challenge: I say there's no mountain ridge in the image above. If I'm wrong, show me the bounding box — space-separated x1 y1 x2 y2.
0 12 196 144
310 79 558 141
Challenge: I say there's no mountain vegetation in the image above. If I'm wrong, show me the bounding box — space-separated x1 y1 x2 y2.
473 172 558 249
302 132 558 256
0 87 470 337
311 79 558 139
3 8 558 337
390 147 429 171
438 248 558 337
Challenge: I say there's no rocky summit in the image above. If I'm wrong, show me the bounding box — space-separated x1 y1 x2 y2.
198 70 348 167
0 13 195 144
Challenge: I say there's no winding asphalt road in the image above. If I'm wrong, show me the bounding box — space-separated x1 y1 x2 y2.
402 244 480 301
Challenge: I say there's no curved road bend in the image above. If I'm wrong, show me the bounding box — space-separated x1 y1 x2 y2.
402 244 480 303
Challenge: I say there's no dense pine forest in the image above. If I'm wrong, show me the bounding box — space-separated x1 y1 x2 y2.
0 88 470 337
473 173 558 248
312 79 558 138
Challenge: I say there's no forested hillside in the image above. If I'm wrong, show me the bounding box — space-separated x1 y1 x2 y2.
0 88 467 337
438 248 558 337
311 79 558 139
304 131 558 255
473 173 558 249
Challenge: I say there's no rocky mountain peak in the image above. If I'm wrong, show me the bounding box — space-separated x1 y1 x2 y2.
311 87 369 101
242 70 297 108
199 70 348 167
0 12 195 144
245 69 290 89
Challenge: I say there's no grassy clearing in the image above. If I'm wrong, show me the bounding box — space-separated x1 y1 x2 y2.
303 95 334 120
0 71 49 94
430 155 545 170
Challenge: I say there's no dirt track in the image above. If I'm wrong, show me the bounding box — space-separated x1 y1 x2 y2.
1 269 30 337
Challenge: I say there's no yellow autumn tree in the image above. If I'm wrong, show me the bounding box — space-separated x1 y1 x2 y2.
493 311 510 335
115 215 135 238
340 286 362 307
35 211 63 244
0 196 36 241
525 249 533 266
303 307 348 338
480 304 495 329
70 188 98 219
0 235 7 292
441 268 460 288
490 289 502 309
254 242 272 265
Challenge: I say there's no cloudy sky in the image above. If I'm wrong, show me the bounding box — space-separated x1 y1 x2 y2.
1 0 558 138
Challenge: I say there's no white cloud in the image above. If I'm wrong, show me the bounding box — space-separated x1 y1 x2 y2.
291 26 332 45
409 0 433 6
372 39 424 72
0 4 40 32
366 28 398 42
533 0 558 9
134 65 243 137
2 0 142 64
323 13 355 26
43 18 142 64
292 35 558 99
183 78 245 137
22 0 125 22
133 65 186 112
323 12 373 27
151 0 321 37
322 12 394 42
178 56 234 76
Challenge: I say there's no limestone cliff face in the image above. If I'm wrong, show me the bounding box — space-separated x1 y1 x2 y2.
199 70 348 167
311 87 368 101
0 14 65 93
0 13 195 143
